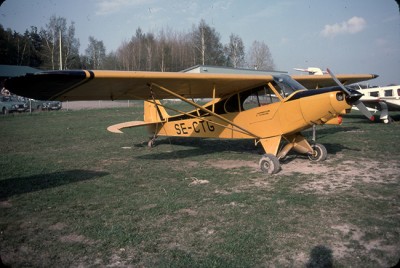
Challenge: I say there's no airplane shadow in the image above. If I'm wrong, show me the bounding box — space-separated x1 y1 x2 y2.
137 133 359 161
0 170 109 200
137 138 260 160
306 245 333 268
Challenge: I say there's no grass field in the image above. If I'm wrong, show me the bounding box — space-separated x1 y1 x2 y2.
1 106 399 267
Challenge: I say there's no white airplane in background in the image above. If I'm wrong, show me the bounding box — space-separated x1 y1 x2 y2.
352 84 400 123
294 67 328 76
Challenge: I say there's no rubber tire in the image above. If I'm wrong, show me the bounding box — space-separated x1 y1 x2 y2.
259 154 280 174
308 143 327 162
148 139 155 148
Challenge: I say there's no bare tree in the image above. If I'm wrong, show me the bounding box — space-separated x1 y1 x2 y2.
191 19 225 66
84 36 106 69
225 33 245 68
116 40 132 70
247 40 275 70
39 16 79 70
63 22 80 69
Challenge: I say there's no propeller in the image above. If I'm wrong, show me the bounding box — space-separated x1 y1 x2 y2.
326 68 375 121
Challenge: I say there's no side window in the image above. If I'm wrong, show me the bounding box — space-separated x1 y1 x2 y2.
369 91 379 97
384 90 393 97
243 86 280 110
397 88 400 97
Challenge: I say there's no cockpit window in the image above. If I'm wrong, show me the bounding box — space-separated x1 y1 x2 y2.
242 86 280 110
272 74 306 98
242 75 306 111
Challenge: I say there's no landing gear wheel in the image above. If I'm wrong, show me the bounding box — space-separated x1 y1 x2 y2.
383 117 393 124
259 154 280 174
308 143 327 162
148 139 155 148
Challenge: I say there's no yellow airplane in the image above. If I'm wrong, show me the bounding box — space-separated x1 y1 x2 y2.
5 69 377 174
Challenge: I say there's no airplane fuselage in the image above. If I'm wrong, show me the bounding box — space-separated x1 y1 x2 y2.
359 85 400 111
149 86 352 145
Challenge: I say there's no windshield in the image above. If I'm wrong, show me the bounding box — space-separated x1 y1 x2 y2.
272 74 306 98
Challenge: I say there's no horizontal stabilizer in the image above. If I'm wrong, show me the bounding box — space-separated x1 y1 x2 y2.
107 121 160 134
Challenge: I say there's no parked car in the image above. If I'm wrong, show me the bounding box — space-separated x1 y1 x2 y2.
23 98 45 111
22 98 62 111
0 95 28 114
41 101 62 111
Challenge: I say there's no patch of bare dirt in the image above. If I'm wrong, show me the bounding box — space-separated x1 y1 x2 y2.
284 154 400 194
59 234 95 245
185 177 209 186
48 222 67 231
207 159 258 170
177 208 198 216
330 223 399 266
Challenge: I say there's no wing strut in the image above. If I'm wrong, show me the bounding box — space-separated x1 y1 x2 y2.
149 83 261 138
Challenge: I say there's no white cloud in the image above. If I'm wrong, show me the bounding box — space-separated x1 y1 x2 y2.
321 16 366 38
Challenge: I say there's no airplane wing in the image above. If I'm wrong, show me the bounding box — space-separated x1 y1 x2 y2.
5 70 275 101
5 70 378 101
292 74 378 89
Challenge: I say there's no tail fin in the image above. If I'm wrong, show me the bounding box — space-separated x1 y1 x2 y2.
144 100 169 123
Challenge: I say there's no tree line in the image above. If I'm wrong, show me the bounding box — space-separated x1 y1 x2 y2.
0 16 275 72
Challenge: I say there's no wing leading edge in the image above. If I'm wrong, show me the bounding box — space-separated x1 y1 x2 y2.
5 70 378 101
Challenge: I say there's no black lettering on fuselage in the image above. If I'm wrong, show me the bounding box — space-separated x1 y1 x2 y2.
174 121 215 135
175 123 181 134
193 121 200 133
180 123 188 134
207 121 215 131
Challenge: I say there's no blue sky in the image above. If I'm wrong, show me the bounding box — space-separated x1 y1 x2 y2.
1 0 399 85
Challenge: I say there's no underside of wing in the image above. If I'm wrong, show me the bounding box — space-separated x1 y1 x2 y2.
5 70 275 101
292 74 378 89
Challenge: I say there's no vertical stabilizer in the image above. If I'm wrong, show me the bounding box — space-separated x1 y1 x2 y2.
144 100 169 122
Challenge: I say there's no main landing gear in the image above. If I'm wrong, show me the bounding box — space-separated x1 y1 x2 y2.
258 126 328 174
258 142 328 174
259 154 280 174
307 143 327 162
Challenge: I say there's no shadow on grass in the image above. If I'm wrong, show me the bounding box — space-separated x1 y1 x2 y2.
306 245 333 268
0 170 109 200
137 138 260 160
138 133 360 161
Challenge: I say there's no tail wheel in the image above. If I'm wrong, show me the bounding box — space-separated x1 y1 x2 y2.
148 139 155 147
308 143 327 162
259 154 280 174
148 135 157 148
